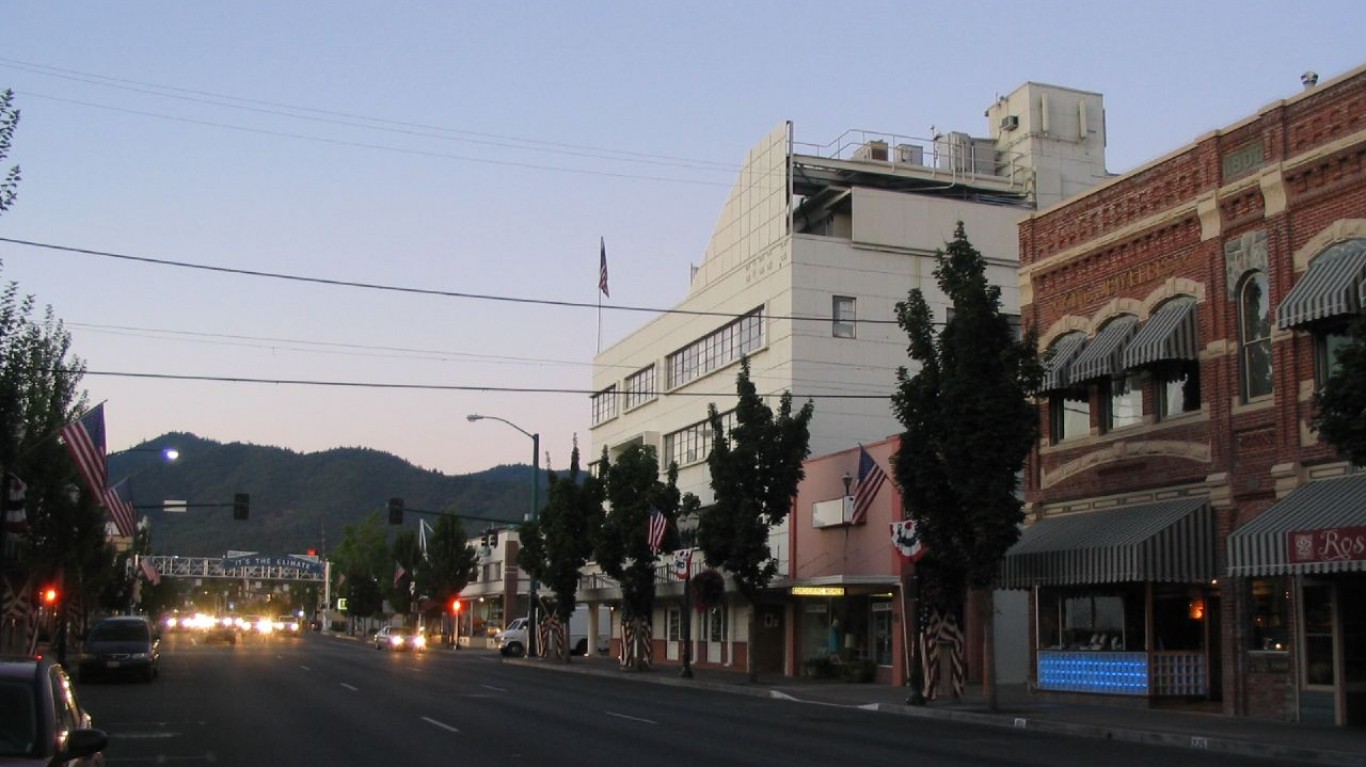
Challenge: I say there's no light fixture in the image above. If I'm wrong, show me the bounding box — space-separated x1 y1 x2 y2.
842 471 852 497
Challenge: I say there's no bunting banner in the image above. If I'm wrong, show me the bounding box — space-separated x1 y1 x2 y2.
891 519 926 562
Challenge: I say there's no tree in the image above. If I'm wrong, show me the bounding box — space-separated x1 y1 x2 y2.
517 440 604 661
699 356 813 683
332 513 390 628
414 513 477 630
1313 316 1366 465
389 526 421 617
890 221 1042 709
593 443 685 670
0 89 19 215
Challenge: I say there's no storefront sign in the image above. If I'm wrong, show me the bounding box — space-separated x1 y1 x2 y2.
791 586 845 597
1287 526 1366 564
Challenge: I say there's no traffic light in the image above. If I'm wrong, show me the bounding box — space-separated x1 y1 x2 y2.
450 598 462 615
39 585 59 607
387 497 404 525
233 493 249 520
481 529 490 547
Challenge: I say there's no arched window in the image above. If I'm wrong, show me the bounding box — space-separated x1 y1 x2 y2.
1239 271 1273 400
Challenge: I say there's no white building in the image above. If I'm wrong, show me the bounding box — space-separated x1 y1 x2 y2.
590 82 1112 505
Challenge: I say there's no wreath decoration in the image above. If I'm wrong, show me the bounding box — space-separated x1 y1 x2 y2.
691 568 725 611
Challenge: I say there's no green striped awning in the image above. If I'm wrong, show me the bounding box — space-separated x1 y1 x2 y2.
1275 239 1366 329
1123 298 1199 369
1227 473 1366 577
998 498 1216 589
1069 315 1139 382
1038 333 1087 392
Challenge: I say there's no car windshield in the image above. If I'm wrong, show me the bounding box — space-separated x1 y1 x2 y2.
389 627 411 636
89 621 148 642
0 681 36 756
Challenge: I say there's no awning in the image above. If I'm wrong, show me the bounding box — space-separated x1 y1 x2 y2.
998 498 1215 589
1122 298 1199 369
1227 473 1366 577
1275 239 1366 329
1038 333 1087 392
1069 315 1139 382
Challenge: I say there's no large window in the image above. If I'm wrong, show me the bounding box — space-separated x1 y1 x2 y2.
590 386 618 425
1156 360 1201 419
1239 272 1273 400
1050 387 1091 443
623 365 656 410
1037 585 1145 652
665 308 764 389
1104 373 1143 431
662 410 736 468
832 296 856 338
1249 577 1289 651
1314 325 1351 390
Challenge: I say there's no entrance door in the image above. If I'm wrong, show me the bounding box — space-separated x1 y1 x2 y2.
705 607 727 664
1302 576 1366 727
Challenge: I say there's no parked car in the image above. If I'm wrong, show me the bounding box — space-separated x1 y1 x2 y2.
77 616 159 683
496 606 610 657
0 655 107 765
373 626 425 652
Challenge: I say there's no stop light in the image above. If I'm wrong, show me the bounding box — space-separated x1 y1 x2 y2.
39 585 59 606
387 497 404 525
481 529 490 547
450 598 462 614
233 493 249 520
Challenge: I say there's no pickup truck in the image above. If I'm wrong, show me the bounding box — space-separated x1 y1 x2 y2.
495 606 611 657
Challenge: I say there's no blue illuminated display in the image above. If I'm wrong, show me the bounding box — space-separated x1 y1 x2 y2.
1038 652 1148 695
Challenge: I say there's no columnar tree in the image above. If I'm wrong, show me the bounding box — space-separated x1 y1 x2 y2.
518 440 604 661
699 357 813 683
1313 316 1366 465
891 221 1042 708
415 513 477 639
593 443 683 670
389 526 421 618
333 513 389 630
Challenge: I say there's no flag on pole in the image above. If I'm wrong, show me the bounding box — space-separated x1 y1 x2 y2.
4 473 26 532
647 507 666 554
851 445 887 525
393 562 406 588
419 519 434 561
599 237 609 297
102 478 137 539
140 557 161 586
61 403 108 506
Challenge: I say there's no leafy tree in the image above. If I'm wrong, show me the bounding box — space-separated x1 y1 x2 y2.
414 512 477 635
1313 316 1366 465
594 443 686 670
0 88 18 214
345 576 383 624
517 440 604 661
389 526 421 617
890 221 1042 708
699 356 813 682
332 513 389 627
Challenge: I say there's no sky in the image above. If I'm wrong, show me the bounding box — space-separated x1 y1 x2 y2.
2 1 1363 477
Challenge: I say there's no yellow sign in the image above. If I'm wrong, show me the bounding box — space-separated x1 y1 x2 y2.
791 586 845 597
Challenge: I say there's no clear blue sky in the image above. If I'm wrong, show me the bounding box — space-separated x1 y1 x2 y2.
3 1 1362 476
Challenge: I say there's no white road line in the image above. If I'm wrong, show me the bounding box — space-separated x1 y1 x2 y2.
422 716 460 733
480 684 507 692
300 665 311 671
605 711 657 725
340 683 359 691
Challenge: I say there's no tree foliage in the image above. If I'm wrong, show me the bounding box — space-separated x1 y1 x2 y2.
415 513 477 614
0 89 18 214
518 441 604 625
388 526 421 616
593 443 684 625
1313 316 1366 465
891 222 1042 595
332 513 389 619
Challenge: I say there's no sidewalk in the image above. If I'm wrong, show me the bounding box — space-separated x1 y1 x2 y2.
500 651 1366 766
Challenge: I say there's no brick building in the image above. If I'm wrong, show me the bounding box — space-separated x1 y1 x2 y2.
1005 64 1366 726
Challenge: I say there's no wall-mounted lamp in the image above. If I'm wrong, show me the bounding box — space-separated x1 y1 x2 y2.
842 471 852 497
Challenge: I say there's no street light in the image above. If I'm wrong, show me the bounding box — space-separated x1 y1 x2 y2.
467 413 540 658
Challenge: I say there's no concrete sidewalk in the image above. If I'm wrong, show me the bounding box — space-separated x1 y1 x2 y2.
499 651 1366 766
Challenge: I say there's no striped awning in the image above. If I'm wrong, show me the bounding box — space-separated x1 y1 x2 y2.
1068 315 1139 382
1227 473 1366 577
1275 239 1366 329
1038 333 1087 392
998 498 1215 589
1122 298 1199 369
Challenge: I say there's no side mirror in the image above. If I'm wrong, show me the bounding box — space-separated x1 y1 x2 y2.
60 728 108 760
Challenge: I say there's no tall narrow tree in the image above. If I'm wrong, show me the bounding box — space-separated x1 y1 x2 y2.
699 357 813 682
891 222 1042 708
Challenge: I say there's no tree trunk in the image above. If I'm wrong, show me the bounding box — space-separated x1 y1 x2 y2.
977 588 998 711
746 600 759 683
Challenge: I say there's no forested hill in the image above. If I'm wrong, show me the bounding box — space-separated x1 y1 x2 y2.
107 433 535 557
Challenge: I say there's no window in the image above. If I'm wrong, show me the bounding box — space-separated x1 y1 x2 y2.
665 308 764 388
832 296 856 338
1239 272 1273 400
1049 387 1091 443
1248 577 1289 651
590 386 618 425
1156 360 1201 419
662 410 736 468
1314 325 1351 389
623 365 656 410
1104 373 1143 431
1037 585 1144 651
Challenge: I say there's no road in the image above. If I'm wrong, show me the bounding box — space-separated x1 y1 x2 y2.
74 631 1313 766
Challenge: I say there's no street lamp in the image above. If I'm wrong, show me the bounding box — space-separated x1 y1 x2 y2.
467 413 540 658
678 510 697 679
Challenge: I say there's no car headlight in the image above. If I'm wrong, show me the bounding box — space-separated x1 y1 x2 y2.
413 635 427 648
130 652 151 660
389 636 403 646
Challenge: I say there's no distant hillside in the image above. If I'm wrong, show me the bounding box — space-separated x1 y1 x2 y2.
108 433 536 557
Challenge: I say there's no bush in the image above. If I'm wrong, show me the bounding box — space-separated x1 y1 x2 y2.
802 654 839 679
840 658 877 683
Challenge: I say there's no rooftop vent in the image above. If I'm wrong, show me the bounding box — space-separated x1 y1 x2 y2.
853 140 889 162
1301 71 1319 89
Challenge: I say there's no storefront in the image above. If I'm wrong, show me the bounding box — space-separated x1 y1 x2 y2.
1228 472 1366 727
1000 497 1219 699
789 583 898 679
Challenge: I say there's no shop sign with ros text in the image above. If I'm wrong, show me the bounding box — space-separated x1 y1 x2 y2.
1288 526 1366 564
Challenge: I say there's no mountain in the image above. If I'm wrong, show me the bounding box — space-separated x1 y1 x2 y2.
108 433 536 557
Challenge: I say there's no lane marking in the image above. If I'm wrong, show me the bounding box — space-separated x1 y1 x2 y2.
340 683 359 691
480 684 507 692
300 665 311 671
422 716 460 733
605 711 657 725
111 732 179 739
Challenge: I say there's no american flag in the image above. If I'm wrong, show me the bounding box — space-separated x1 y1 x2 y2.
851 445 887 525
646 507 666 554
599 237 609 297
393 561 406 588
61 404 108 505
139 557 161 586
102 478 137 540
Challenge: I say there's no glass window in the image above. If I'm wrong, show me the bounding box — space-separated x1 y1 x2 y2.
707 607 728 643
1157 360 1201 419
666 607 681 641
662 410 735 468
623 365 656 410
591 386 618 425
666 308 764 388
1249 577 1289 651
833 296 856 338
1105 373 1143 431
1239 272 1273 400
1050 387 1091 443
1037 585 1144 651
1302 582 1335 687
1315 326 1351 389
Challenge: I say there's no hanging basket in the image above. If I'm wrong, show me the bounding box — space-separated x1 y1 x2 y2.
692 569 725 611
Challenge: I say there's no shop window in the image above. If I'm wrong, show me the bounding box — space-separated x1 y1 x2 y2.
666 607 681 642
1239 271 1273 400
1152 584 1208 651
871 601 894 666
1249 578 1289 651
1037 585 1144 651
1104 373 1143 431
1314 324 1352 390
1049 387 1091 443
1156 360 1201 419
1302 582 1336 687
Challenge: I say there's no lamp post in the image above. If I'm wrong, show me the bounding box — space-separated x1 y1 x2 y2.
467 414 539 658
679 511 696 678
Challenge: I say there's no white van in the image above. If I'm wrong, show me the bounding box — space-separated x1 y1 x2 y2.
495 606 611 657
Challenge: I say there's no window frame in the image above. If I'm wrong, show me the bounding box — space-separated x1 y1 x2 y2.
1049 386 1092 443
1103 372 1144 432
832 296 856 339
1238 271 1273 401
